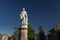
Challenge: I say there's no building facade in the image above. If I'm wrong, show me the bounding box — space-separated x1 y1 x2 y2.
0 33 2 40
1 34 9 40
48 24 60 40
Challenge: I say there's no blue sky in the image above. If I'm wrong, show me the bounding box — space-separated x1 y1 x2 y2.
0 0 60 36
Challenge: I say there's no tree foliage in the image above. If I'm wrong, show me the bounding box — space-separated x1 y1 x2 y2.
12 28 19 40
39 26 46 40
28 24 36 40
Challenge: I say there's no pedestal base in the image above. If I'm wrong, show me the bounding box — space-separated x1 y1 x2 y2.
20 27 28 40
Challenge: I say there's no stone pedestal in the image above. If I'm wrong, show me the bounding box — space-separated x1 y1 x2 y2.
20 27 28 40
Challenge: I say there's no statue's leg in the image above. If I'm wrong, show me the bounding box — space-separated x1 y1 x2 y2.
22 21 23 25
24 17 26 25
23 19 25 26
26 18 28 24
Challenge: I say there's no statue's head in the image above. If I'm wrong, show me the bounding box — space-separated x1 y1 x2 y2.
21 8 27 14
23 8 25 11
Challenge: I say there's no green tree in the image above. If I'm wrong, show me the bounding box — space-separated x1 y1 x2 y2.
12 27 19 40
28 24 36 40
35 33 39 40
39 26 46 40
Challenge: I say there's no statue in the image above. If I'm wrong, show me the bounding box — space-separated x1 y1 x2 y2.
20 8 28 26
20 8 28 40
